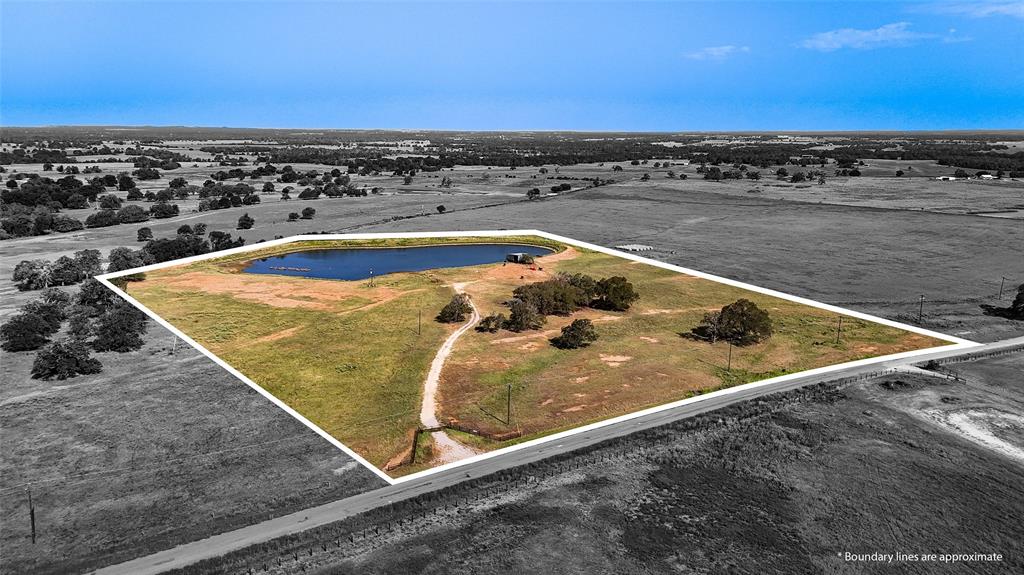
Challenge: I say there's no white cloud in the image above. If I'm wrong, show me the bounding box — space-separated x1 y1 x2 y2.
928 2 1024 20
799 22 935 52
684 45 750 60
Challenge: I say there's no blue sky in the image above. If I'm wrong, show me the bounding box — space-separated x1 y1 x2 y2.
1 1 1022 130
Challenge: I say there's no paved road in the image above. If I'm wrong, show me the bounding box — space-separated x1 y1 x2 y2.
92 336 1024 575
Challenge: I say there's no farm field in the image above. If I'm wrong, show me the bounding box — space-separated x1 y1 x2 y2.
2 129 1023 573
123 234 953 477
173 352 1024 575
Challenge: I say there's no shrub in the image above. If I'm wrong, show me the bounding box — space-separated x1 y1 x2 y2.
92 301 148 352
51 215 84 232
76 278 117 312
137 227 153 242
551 319 599 349
126 188 144 201
149 202 179 219
209 231 245 251
594 276 639 311
85 209 120 228
436 294 472 323
98 194 123 210
12 259 52 290
237 213 254 229
64 193 89 209
117 204 149 223
67 304 97 341
301 207 316 219
288 212 300 221
133 167 161 180
50 256 83 285
117 174 135 190
505 299 545 332
107 247 147 273
476 313 507 333
513 279 587 316
31 340 102 380
0 313 53 351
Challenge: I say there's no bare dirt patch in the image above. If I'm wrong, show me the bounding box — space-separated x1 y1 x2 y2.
153 271 404 312
600 354 633 367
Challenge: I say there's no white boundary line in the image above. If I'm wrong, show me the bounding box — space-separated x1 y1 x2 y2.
97 230 979 486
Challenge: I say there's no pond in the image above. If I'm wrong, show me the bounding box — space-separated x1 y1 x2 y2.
242 243 555 281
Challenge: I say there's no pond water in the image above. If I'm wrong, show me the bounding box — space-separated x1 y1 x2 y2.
243 243 555 281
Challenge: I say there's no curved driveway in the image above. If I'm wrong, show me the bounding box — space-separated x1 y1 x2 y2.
419 282 481 463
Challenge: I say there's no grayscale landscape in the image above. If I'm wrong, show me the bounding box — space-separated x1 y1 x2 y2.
1 127 1023 574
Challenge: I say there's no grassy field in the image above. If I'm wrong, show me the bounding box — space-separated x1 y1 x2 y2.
129 265 455 468
433 246 948 441
165 354 1024 575
128 236 948 475
2 139 1021 572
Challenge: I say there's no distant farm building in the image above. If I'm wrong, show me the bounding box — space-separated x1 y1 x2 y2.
616 244 655 252
935 176 959 181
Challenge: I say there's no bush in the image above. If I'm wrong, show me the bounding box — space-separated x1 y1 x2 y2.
436 294 472 323
12 259 52 290
98 194 122 210
64 193 89 209
513 279 587 316
92 301 148 352
31 340 102 380
133 167 161 180
505 299 545 332
476 313 507 333
288 212 300 221
85 209 120 228
77 278 117 312
551 318 599 349
0 313 53 351
51 215 84 232
594 276 639 311
149 202 179 219
117 204 150 223
126 188 144 201
67 304 97 341
237 213 255 229
301 207 316 219
107 247 147 273
209 231 245 251
137 227 153 242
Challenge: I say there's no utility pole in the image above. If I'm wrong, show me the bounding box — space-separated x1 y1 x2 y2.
999 276 1009 299
506 383 512 426
835 316 843 345
726 342 733 371
918 295 925 324
27 486 35 544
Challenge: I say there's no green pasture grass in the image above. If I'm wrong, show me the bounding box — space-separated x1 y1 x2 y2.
131 274 454 468
129 236 947 473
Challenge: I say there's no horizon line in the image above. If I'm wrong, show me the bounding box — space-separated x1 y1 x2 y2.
3 124 1024 135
